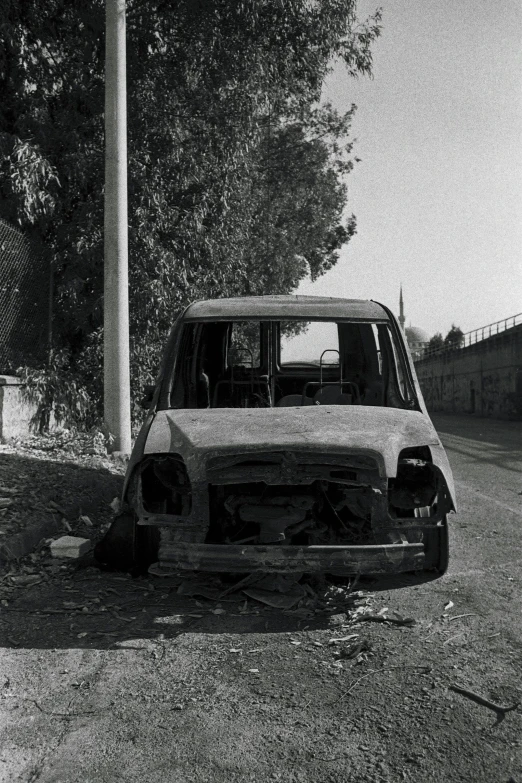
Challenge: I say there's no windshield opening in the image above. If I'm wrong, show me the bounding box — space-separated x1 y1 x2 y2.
166 319 417 411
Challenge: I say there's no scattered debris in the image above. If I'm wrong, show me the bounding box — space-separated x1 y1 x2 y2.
328 613 347 626
346 574 360 594
243 585 305 609
0 487 20 496
252 573 303 593
50 536 92 559
448 613 477 622
177 579 221 600
28 699 99 719
9 574 42 586
110 497 121 513
217 572 308 609
443 600 454 611
109 609 136 623
336 640 373 661
336 665 432 701
47 500 66 515
449 685 520 723
328 634 359 645
218 573 260 597
79 515 93 527
353 613 416 627
443 633 464 645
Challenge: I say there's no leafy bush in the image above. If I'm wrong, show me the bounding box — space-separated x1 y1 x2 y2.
18 350 100 433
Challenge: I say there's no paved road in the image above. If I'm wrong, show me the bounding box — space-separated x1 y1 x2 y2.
1 414 521 783
432 413 522 591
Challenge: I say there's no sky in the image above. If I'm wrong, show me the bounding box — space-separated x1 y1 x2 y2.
296 0 522 339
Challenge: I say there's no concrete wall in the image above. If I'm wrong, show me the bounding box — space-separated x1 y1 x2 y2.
415 324 522 420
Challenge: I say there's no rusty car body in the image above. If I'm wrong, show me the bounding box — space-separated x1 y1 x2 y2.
105 296 456 576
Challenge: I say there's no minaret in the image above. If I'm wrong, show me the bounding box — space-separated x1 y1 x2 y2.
398 285 406 330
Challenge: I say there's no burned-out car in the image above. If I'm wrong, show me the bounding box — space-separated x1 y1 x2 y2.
98 296 455 576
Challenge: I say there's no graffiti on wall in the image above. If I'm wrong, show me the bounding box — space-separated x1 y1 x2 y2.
415 325 522 420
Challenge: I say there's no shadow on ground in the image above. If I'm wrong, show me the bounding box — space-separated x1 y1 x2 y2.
0 561 441 652
0 448 443 652
0 451 123 560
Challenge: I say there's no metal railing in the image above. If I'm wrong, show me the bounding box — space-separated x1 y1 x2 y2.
413 312 522 362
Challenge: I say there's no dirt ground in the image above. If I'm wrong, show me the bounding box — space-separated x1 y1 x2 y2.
0 414 521 783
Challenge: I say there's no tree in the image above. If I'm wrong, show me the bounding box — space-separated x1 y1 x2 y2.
444 324 464 349
425 332 444 354
1 0 382 425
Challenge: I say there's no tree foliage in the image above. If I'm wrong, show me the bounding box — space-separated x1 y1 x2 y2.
426 332 444 353
0 0 382 425
444 324 464 349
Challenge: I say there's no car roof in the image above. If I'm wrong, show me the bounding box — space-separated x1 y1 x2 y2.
184 295 389 322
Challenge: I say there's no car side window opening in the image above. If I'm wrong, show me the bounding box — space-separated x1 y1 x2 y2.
167 319 417 411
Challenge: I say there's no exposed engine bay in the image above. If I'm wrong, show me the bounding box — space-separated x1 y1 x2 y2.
129 447 451 574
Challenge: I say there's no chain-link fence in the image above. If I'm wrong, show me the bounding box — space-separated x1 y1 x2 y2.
0 217 51 373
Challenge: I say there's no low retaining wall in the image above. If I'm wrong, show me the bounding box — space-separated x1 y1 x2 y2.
0 376 38 441
415 324 522 419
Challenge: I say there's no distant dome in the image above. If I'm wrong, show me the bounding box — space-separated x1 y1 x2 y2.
405 326 429 344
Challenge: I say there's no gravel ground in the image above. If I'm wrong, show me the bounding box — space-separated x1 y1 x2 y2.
0 415 521 783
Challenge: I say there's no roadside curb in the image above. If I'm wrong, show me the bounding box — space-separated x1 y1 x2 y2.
0 514 62 566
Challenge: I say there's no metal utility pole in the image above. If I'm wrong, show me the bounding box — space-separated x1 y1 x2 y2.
104 0 131 454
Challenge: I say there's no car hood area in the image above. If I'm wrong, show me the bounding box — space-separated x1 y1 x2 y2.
143 405 451 485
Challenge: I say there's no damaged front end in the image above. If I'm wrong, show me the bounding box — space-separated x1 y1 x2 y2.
125 445 452 576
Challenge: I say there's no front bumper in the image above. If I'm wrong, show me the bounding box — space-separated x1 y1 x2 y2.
149 541 425 575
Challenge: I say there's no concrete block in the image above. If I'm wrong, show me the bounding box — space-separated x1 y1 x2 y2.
50 536 92 559
0 375 61 441
0 376 38 441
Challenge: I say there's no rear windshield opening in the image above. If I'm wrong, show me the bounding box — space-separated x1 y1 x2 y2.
167 319 417 411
